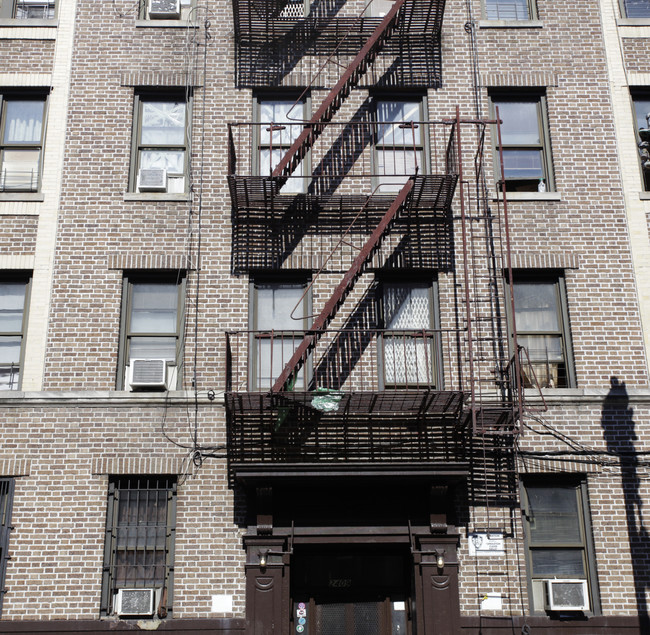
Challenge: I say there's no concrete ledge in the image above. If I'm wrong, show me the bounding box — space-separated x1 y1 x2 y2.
478 19 542 29
494 191 562 202
123 193 190 202
0 390 226 407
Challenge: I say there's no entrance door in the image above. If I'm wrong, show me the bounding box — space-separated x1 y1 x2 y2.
291 546 412 635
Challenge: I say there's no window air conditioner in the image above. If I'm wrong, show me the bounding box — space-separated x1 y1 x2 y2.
545 579 589 612
148 0 181 18
127 358 169 390
137 168 167 192
115 588 156 617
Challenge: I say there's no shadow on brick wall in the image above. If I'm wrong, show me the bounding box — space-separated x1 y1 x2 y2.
601 377 649 630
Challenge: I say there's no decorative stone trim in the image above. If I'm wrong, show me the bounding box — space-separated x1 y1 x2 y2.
0 458 30 476
107 253 194 270
120 70 204 87
482 72 558 88
510 251 580 270
627 72 650 86
0 255 35 270
0 73 51 87
91 456 185 475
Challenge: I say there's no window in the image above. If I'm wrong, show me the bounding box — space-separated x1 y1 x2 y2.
0 478 14 618
101 476 176 618
522 479 598 614
0 0 55 18
130 94 189 193
621 0 650 18
491 94 553 192
250 278 310 390
141 0 193 20
380 280 439 388
118 275 184 390
510 273 574 388
0 276 31 390
366 0 395 17
632 93 650 190
0 94 47 192
374 99 426 193
485 0 535 20
255 96 307 194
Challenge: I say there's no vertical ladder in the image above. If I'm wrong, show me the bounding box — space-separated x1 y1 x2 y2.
271 177 415 393
271 0 406 186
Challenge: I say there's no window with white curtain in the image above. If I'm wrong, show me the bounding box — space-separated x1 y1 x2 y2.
381 281 437 387
0 95 47 192
131 94 189 193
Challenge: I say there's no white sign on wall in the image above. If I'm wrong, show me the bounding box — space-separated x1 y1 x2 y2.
468 532 505 556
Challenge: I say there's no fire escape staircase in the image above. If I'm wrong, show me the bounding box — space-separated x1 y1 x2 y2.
266 0 417 395
269 0 406 191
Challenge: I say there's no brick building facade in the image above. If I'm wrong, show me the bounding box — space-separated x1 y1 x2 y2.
0 0 649 633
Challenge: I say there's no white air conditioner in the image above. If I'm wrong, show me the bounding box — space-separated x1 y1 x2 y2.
545 579 589 612
148 0 181 18
127 358 172 391
115 588 156 617
137 168 167 192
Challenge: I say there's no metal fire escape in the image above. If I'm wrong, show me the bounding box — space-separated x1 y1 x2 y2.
224 0 521 485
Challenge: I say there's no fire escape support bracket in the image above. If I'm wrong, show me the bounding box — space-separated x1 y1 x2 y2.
271 177 416 394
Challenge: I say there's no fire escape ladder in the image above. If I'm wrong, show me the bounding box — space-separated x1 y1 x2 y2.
271 177 416 394
270 0 406 186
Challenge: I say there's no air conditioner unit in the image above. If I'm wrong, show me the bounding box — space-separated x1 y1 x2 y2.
545 579 589 612
127 358 169 390
148 0 181 18
137 168 167 192
115 588 156 617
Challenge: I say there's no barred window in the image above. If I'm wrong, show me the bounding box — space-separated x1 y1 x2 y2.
101 476 176 618
0 478 15 618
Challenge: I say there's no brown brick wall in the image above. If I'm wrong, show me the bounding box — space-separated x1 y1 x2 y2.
0 216 37 255
0 39 55 74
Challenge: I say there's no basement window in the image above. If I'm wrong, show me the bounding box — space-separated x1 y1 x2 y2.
485 0 536 20
101 476 177 619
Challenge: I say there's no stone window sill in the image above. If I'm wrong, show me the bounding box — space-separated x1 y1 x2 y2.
0 192 44 202
494 192 562 202
124 192 190 202
478 19 542 29
617 18 650 27
135 19 196 28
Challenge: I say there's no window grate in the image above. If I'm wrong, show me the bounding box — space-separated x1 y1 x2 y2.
101 476 176 617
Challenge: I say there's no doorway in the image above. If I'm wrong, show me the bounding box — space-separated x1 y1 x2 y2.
290 545 412 635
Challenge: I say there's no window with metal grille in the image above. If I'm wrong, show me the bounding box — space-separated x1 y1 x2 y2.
0 478 15 618
485 0 535 20
101 476 176 618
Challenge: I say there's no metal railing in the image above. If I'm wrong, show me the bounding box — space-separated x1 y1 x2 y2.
0 168 40 192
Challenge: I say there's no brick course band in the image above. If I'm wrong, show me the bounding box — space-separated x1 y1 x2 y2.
107 253 194 270
510 252 580 269
481 72 558 87
120 71 204 87
91 456 185 475
0 458 30 476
